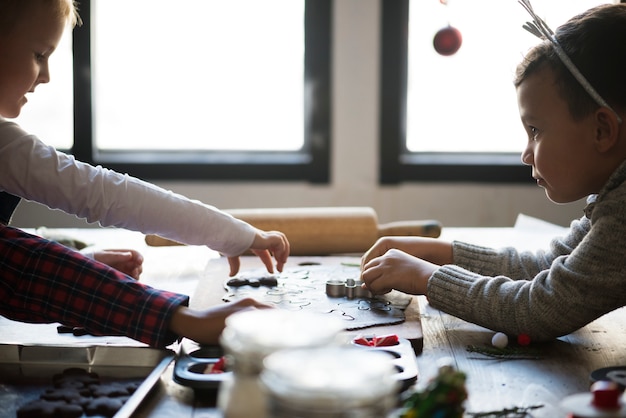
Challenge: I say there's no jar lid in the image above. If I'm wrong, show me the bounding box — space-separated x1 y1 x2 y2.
260 346 400 407
220 310 343 358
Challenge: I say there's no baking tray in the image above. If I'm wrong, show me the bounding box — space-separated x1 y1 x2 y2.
173 336 418 393
350 336 419 392
0 343 175 418
172 338 229 392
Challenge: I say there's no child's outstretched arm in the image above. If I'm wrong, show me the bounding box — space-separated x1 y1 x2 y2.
1 226 275 348
169 298 273 345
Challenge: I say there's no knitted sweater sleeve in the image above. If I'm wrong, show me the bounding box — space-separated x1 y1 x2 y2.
426 207 626 341
0 118 255 256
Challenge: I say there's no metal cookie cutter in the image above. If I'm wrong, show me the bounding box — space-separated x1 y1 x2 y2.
345 278 358 299
325 279 373 299
325 280 346 297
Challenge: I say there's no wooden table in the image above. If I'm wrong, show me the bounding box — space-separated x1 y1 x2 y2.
416 297 626 417
131 299 626 418
2 224 626 417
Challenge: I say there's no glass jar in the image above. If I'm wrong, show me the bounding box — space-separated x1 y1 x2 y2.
217 309 344 418
260 346 400 418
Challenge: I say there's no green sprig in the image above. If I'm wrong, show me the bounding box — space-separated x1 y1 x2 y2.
467 404 544 417
466 345 541 360
400 364 468 418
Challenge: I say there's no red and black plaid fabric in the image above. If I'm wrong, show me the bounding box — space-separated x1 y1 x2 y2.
0 225 189 347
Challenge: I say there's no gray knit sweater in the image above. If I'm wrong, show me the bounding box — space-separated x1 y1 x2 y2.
427 161 626 341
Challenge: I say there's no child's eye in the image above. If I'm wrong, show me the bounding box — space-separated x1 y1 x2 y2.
529 126 539 140
34 53 46 62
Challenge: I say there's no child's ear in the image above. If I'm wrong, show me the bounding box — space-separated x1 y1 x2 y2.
593 107 621 153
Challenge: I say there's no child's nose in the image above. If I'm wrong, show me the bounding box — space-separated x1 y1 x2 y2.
38 62 51 84
521 145 533 166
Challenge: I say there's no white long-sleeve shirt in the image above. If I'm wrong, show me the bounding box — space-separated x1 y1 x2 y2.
0 117 256 257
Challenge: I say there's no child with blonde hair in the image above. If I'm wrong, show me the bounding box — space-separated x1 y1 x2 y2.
0 0 290 347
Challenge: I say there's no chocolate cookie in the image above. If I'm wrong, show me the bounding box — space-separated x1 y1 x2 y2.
124 381 140 394
18 367 140 418
53 367 100 388
41 387 90 402
17 399 83 418
88 382 131 397
84 396 126 417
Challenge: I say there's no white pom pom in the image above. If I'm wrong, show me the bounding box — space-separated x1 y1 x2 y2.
491 332 508 349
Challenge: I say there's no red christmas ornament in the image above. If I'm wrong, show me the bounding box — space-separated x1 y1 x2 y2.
433 25 462 56
517 333 531 346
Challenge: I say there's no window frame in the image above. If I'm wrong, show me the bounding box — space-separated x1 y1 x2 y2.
379 0 532 184
72 0 331 183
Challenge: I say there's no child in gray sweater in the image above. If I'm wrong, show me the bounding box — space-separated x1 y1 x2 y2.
360 2 626 342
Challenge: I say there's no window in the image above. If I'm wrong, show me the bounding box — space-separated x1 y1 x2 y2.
380 0 614 184
14 26 73 149
19 0 331 183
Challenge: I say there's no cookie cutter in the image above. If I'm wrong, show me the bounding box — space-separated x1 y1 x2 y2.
325 279 373 299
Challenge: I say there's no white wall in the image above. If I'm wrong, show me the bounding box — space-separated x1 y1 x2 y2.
11 0 585 229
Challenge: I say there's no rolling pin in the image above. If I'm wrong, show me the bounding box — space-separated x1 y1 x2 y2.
145 206 442 255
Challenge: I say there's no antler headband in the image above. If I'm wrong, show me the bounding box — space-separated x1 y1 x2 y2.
518 0 622 123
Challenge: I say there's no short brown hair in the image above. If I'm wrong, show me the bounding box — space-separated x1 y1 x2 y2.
514 4 626 121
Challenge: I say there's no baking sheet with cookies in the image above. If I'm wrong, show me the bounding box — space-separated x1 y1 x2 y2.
0 343 174 418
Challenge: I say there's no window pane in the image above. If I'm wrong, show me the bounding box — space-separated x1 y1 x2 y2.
14 29 73 150
92 0 305 152
406 0 613 153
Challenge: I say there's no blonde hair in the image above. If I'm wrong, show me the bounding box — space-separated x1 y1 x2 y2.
0 0 82 35
53 0 82 28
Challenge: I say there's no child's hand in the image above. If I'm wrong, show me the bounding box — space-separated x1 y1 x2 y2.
169 298 274 345
227 230 290 276
360 248 438 296
94 249 144 280
361 236 453 271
